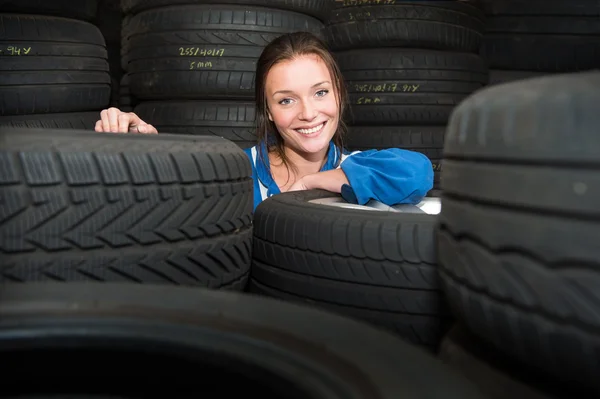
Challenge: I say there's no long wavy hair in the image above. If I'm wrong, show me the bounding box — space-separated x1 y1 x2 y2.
254 32 349 173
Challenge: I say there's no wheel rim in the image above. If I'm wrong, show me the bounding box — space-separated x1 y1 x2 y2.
308 197 441 215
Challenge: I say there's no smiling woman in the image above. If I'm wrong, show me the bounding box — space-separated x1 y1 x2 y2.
94 32 434 210
245 32 433 209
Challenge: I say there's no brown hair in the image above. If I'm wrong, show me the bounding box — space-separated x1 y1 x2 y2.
254 31 349 174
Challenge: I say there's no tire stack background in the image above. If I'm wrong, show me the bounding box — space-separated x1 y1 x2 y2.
95 0 124 107
481 0 600 85
0 0 111 130
120 0 331 150
324 0 489 194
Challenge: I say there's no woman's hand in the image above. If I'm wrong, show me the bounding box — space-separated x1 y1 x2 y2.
287 169 350 193
95 107 158 134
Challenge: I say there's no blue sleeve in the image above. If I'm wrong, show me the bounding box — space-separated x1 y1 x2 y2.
242 147 263 212
339 148 433 206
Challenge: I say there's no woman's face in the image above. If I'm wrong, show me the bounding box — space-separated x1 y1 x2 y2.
265 54 339 156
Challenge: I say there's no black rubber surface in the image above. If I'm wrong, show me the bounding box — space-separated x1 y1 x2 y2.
438 71 600 393
325 1 485 52
121 0 333 21
249 190 451 349
0 112 99 130
336 49 488 125
0 0 98 20
125 5 323 100
0 14 110 116
0 282 487 398
0 128 253 289
480 0 600 71
134 101 256 148
439 325 592 399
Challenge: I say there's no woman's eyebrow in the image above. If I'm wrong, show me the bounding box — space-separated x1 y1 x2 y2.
273 81 331 96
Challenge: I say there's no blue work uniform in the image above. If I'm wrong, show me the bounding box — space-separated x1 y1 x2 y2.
243 140 433 211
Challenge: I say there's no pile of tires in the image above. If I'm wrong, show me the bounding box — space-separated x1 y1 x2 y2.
324 0 490 193
0 0 111 130
437 70 600 396
120 0 331 149
481 0 600 85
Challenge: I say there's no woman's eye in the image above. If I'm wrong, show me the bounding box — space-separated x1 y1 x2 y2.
278 98 292 105
316 89 329 97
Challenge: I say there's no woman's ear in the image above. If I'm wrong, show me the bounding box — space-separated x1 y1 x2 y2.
268 110 273 122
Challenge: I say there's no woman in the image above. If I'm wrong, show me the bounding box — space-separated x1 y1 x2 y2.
95 32 433 210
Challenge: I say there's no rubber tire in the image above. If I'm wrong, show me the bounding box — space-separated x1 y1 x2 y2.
0 14 110 116
0 128 253 289
439 325 589 399
120 14 130 71
249 190 451 349
134 101 256 149
480 0 600 71
325 0 485 52
438 71 600 393
0 282 486 398
488 70 551 85
0 112 99 130
121 0 333 21
126 5 323 100
118 74 137 109
0 0 98 20
335 49 488 126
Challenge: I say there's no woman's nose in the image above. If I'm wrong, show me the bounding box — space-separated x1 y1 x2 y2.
299 100 318 121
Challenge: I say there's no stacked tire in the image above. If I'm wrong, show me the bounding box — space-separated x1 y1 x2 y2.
324 0 490 193
118 74 135 112
120 0 331 149
437 70 600 395
248 191 451 351
482 0 600 85
0 283 490 399
95 0 124 106
0 127 254 291
0 0 110 130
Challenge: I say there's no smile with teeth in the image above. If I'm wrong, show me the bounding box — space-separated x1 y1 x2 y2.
296 122 325 135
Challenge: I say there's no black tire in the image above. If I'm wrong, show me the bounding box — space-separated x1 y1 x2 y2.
248 190 450 349
126 5 323 100
118 74 136 109
95 0 122 44
488 70 550 85
0 0 98 20
438 71 600 393
121 0 333 21
0 14 110 116
480 0 600 72
325 1 485 52
0 128 253 289
345 126 444 189
439 325 589 399
109 75 120 107
0 282 486 398
134 101 256 149
481 0 596 15
0 112 99 130
120 14 131 71
336 49 488 126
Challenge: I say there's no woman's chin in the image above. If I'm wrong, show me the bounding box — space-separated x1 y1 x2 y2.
297 139 330 155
